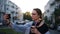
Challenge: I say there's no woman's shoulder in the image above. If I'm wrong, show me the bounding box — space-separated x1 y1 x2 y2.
37 20 49 34
39 20 48 29
41 23 48 29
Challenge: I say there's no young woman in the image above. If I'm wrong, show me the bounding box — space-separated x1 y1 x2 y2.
4 8 49 34
29 8 49 34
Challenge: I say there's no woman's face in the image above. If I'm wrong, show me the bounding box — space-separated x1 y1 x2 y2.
31 10 40 21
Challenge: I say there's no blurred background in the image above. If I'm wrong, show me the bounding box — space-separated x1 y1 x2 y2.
0 0 60 34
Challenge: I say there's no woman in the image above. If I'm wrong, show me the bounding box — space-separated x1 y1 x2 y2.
30 8 49 34
5 8 49 34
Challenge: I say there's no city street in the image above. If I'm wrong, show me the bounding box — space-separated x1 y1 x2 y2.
0 0 60 34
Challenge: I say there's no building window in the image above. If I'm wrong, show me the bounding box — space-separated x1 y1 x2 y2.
50 2 55 6
16 12 18 14
47 10 49 12
16 8 18 10
6 4 9 6
6 8 9 10
11 6 14 8
11 11 15 14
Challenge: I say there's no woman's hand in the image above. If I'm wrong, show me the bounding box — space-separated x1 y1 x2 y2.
3 14 10 24
31 26 41 34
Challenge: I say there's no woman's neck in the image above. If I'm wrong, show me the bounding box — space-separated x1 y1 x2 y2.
34 18 42 23
34 19 39 23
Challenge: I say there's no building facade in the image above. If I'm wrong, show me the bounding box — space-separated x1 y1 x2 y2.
44 0 60 30
5 0 20 23
0 0 6 21
0 0 23 24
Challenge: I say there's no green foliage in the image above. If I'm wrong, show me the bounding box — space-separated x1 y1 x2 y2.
54 8 60 16
0 28 22 34
44 16 51 27
23 12 32 21
54 8 60 25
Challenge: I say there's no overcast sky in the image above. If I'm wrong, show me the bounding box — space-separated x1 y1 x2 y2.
10 0 49 13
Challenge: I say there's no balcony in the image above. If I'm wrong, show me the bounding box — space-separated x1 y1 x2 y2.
0 11 5 14
50 2 55 6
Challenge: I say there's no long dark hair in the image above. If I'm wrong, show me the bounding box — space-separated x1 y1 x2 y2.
33 8 42 19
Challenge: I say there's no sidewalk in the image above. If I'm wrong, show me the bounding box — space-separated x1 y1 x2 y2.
49 29 60 34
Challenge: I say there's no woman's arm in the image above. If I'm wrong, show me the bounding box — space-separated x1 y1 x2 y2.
4 19 25 32
7 20 33 32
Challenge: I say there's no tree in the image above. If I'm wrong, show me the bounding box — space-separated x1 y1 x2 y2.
44 16 51 27
23 12 32 21
54 7 60 25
